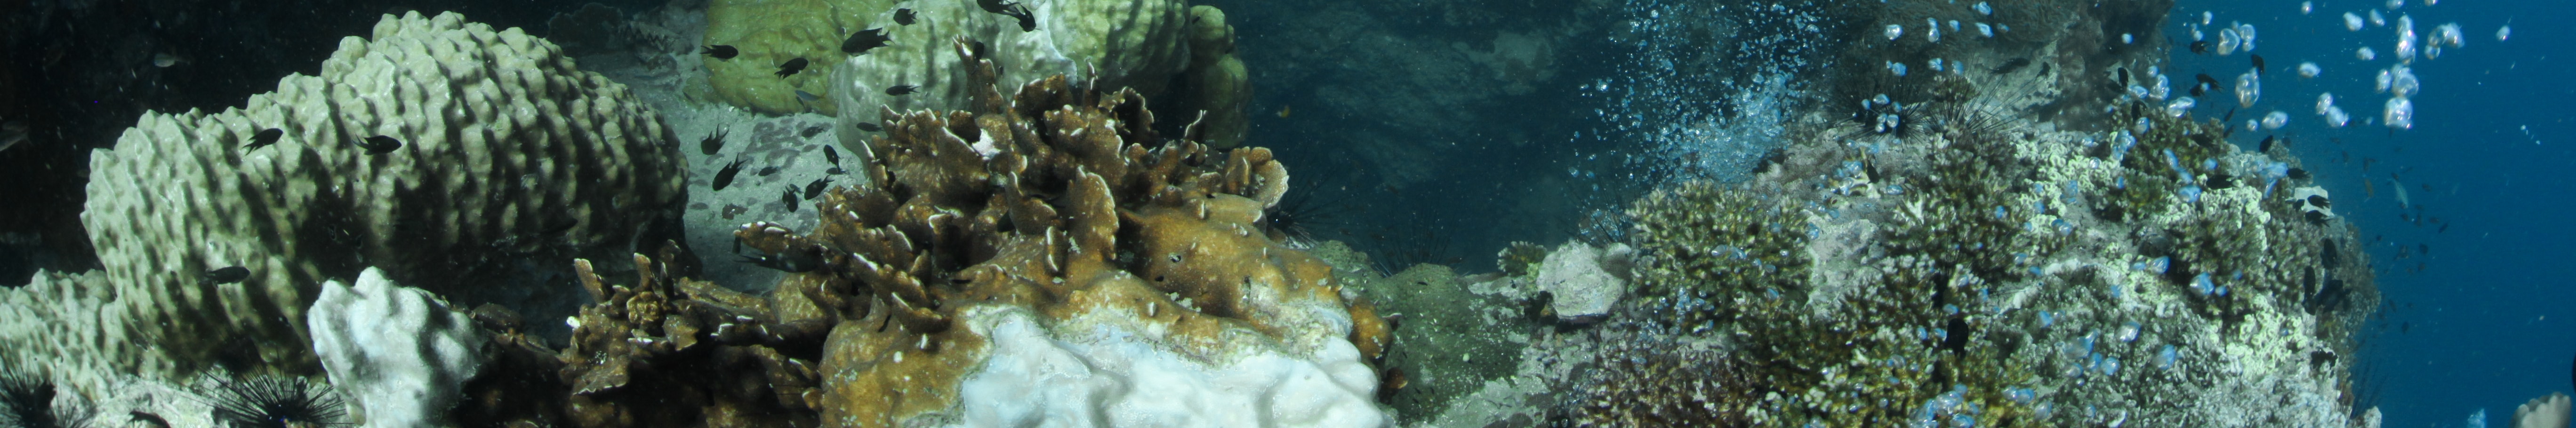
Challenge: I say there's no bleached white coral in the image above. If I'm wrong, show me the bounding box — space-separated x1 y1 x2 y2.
307 268 486 427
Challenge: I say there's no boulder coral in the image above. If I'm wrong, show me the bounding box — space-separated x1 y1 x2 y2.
477 39 1388 427
0 10 685 397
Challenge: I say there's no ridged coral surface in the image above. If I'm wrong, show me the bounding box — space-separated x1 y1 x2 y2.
0 10 683 390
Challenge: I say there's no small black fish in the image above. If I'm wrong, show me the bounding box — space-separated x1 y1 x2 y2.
540 218 579 236
2189 40 2210 55
130 411 171 428
781 185 802 212
245 128 284 151
703 45 739 60
2287 167 2310 180
757 166 780 176
700 129 729 155
895 8 917 25
975 0 1016 14
740 246 823 272
804 177 832 199
843 28 891 55
2195 73 2222 95
204 266 250 285
2259 135 2275 152
777 57 809 77
2308 195 2331 208
1004 6 1037 32
795 90 821 104
2190 83 2207 97
801 124 828 138
853 122 884 132
2115 67 2130 86
885 85 919 96
1990 57 2030 74
2438 222 2449 233
823 145 841 165
357 135 402 154
714 157 747 190
827 166 848 175
2250 54 2267 74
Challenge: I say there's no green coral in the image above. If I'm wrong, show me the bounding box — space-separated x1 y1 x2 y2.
1495 241 1546 277
701 0 897 115
1619 174 2045 426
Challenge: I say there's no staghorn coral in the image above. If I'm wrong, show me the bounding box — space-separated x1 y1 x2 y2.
502 39 1388 427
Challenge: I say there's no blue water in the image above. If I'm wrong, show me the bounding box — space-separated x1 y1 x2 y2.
2168 0 2576 426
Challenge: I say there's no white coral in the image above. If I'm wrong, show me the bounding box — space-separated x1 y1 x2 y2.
308 268 487 428
1536 242 1632 324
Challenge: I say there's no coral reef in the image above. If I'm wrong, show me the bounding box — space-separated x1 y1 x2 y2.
0 10 685 399
1326 1 2385 425
1572 75 2376 427
305 267 486 427
698 0 1253 149
814 0 1233 149
464 39 1388 427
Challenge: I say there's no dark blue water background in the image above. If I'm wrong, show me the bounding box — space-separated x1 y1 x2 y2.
2167 0 2576 426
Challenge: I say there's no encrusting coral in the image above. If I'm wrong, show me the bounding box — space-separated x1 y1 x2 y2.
468 38 1389 427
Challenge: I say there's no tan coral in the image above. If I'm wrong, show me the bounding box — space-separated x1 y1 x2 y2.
505 39 1388 426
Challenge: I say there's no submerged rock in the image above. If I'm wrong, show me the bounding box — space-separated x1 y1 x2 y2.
1535 242 1633 325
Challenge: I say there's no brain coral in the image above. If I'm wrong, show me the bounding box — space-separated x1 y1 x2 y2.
0 10 685 392
489 39 1386 428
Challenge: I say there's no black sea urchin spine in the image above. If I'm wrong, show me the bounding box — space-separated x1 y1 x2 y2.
204 376 346 428
0 365 58 428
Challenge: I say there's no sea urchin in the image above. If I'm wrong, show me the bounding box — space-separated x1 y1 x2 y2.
203 376 346 428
